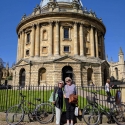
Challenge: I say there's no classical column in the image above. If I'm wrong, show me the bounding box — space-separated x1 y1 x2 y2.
31 24 35 57
80 23 84 56
35 23 40 57
16 34 20 62
74 22 78 55
55 21 59 55
21 30 25 59
48 21 53 56
101 35 105 59
95 29 98 57
24 33 27 57
90 26 95 57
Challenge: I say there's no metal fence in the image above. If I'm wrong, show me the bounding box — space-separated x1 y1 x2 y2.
0 85 122 112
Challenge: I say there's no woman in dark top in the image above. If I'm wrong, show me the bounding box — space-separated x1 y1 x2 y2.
53 81 64 125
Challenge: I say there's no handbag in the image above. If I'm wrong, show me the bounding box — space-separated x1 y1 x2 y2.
69 94 78 104
74 106 79 116
49 92 58 102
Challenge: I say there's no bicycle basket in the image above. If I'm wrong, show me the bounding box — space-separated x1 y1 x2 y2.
86 96 95 104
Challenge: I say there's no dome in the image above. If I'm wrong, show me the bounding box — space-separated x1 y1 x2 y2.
40 0 83 8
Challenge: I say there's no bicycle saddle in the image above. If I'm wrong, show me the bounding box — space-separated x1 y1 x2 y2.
35 98 41 101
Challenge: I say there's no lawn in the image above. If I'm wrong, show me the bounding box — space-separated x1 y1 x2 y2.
0 89 88 112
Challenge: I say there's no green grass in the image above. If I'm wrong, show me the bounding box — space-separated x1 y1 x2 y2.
81 87 117 96
0 88 117 112
0 89 54 111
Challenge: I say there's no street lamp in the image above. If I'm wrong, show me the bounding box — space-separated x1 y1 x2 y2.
28 61 32 90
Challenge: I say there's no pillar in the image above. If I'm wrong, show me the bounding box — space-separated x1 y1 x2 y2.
74 22 78 55
35 23 40 57
21 30 25 59
102 35 105 60
31 24 35 57
80 23 84 56
90 26 95 57
95 29 98 57
55 21 59 55
48 21 53 56
17 34 20 62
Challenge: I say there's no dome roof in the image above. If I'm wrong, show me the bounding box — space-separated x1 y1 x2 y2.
40 0 83 8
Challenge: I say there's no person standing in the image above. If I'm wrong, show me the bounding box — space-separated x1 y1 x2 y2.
53 81 64 125
64 77 77 125
105 79 112 102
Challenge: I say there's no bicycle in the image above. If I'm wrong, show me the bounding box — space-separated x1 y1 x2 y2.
6 93 54 125
82 91 125 125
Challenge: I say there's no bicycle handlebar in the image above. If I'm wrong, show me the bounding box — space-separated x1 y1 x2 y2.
20 93 26 98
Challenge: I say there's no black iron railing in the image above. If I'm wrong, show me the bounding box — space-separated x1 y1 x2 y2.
0 85 122 112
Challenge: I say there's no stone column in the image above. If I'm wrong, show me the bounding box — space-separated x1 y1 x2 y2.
24 33 27 57
55 21 59 55
95 29 98 57
48 21 53 56
102 35 105 59
31 24 35 57
90 26 95 57
21 30 25 59
74 22 78 55
17 34 20 62
35 23 40 57
80 23 84 56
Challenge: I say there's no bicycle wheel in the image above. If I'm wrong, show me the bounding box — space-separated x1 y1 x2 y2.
6 105 24 125
112 103 125 125
35 103 54 124
82 104 100 125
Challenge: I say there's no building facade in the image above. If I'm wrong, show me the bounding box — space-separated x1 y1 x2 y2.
13 0 110 87
108 48 125 81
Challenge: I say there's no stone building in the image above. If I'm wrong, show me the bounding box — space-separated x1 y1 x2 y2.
108 48 125 81
13 0 110 87
2 63 13 80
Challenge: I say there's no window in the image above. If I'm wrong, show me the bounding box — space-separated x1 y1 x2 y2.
86 48 89 54
42 47 48 54
43 30 47 40
98 36 101 45
38 68 46 85
64 28 69 39
26 50 29 56
64 46 69 52
99 51 101 57
27 33 30 44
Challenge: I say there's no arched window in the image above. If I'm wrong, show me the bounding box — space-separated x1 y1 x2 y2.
87 68 93 85
19 68 26 88
38 68 46 85
43 30 47 40
115 67 118 80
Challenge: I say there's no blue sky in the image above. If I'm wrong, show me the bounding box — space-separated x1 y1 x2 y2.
0 0 125 67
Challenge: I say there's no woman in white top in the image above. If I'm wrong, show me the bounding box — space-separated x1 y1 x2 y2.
105 79 111 102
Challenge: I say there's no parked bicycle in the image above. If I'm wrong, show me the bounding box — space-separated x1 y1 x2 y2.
6 93 54 125
82 91 125 125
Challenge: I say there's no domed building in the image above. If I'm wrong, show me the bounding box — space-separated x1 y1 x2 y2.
13 0 110 87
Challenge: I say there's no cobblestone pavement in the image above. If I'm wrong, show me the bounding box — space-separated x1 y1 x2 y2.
0 121 86 125
0 112 86 125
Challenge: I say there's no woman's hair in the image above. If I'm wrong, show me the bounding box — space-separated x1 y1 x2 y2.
57 80 64 86
65 77 72 82
106 79 110 83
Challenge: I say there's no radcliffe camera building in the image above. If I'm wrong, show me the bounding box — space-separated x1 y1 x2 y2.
13 0 125 87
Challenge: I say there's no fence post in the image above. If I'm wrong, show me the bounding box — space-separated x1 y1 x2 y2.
5 88 8 112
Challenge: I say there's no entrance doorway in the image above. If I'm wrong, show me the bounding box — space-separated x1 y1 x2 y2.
62 66 73 84
19 68 25 88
